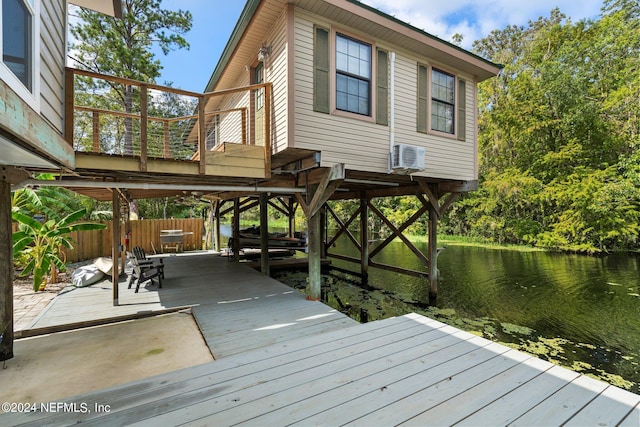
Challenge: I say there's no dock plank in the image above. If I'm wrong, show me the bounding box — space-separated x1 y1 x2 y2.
456 364 580 426
564 385 640 426
241 333 497 426
619 403 640 427
510 374 610 426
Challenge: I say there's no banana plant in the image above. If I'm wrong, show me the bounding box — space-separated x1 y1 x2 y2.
12 209 106 291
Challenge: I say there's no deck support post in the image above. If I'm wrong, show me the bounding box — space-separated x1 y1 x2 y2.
212 200 221 251
428 196 438 302
307 210 322 300
232 198 240 262
112 190 121 306
288 197 295 238
0 170 14 361
296 164 345 301
320 205 327 259
360 196 369 281
259 193 270 276
121 193 130 274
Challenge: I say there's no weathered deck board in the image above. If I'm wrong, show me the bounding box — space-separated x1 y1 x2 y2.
5 312 639 426
27 252 359 359
5 254 639 426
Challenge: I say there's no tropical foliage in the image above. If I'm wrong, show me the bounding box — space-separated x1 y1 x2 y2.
12 182 107 291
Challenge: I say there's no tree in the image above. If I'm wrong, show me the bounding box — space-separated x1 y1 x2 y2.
444 5 640 253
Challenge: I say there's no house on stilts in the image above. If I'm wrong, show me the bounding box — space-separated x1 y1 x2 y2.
0 0 501 362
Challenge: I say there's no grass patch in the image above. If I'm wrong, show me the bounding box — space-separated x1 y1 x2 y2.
403 234 545 252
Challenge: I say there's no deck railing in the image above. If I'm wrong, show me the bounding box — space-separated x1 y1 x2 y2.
65 67 272 175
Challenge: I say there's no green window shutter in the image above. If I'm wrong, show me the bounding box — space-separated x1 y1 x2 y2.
457 79 466 141
376 49 388 125
313 26 330 114
417 64 428 133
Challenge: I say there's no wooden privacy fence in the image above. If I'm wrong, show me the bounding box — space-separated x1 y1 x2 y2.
12 218 203 264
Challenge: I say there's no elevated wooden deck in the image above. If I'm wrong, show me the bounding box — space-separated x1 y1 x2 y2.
4 253 640 425
24 252 356 358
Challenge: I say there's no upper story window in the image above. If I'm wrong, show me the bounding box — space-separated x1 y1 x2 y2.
335 34 371 116
2 0 33 92
431 68 455 134
417 63 466 140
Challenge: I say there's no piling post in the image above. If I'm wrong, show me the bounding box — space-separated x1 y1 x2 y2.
232 198 240 262
360 196 369 281
428 198 438 301
307 210 322 300
112 190 121 306
259 193 270 276
0 172 13 361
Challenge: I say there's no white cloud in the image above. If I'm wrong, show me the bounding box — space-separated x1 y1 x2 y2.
362 0 603 49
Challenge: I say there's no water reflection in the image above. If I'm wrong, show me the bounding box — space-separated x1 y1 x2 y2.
275 240 640 392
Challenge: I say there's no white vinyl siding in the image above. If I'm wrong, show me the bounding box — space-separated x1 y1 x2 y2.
212 10 288 153
264 9 288 153
293 9 478 181
218 76 249 146
294 11 388 171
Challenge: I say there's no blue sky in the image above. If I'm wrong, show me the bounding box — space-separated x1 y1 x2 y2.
153 0 604 93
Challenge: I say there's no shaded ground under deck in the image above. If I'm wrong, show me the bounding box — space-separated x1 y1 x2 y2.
3 252 640 425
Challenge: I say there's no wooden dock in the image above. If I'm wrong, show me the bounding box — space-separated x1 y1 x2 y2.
4 253 640 425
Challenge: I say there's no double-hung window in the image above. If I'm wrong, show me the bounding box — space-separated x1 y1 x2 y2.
431 68 455 134
417 63 466 140
2 0 34 92
314 26 387 124
335 34 371 116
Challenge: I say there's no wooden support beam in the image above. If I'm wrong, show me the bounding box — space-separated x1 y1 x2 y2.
259 193 270 276
213 200 221 251
64 68 74 145
326 203 361 250
112 190 121 306
418 180 441 217
360 196 369 279
368 201 429 265
288 198 296 238
296 165 344 301
268 198 289 217
0 173 14 361
122 200 130 274
307 211 321 300
2 166 29 186
296 164 345 218
232 198 240 261
428 202 438 300
326 254 429 279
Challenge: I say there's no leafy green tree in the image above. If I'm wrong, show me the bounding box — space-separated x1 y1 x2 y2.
450 4 640 253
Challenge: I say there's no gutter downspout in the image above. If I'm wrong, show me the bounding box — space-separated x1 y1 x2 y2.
388 51 396 173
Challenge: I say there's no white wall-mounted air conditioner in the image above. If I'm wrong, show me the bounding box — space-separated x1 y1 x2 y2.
391 144 425 172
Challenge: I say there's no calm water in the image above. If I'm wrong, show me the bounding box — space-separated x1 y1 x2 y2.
274 239 640 392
